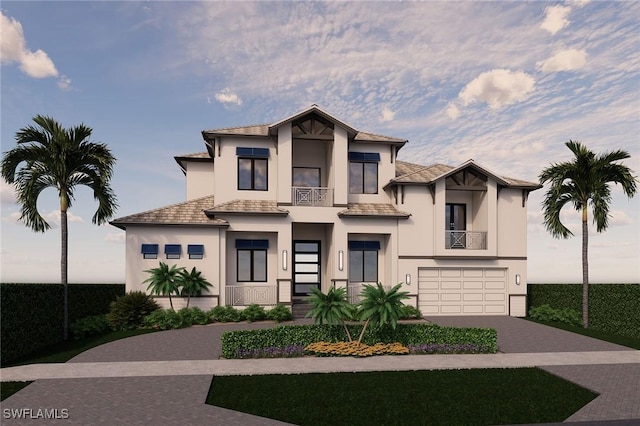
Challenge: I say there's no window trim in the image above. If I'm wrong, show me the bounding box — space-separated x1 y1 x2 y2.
348 241 379 283
238 157 268 191
349 161 378 194
236 248 268 282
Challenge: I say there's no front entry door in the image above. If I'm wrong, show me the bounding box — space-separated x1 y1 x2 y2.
293 240 321 296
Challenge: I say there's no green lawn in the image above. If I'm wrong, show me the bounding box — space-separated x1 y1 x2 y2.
526 318 640 350
207 368 597 425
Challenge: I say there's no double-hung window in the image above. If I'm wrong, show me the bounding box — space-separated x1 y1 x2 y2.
237 147 268 190
349 152 379 194
236 239 268 282
348 241 380 282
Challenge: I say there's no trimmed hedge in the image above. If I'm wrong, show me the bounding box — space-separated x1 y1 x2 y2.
0 283 125 365
221 324 497 359
529 284 640 338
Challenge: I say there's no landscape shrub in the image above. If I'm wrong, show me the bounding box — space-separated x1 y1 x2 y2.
221 323 497 359
529 304 582 327
208 305 243 322
242 304 267 322
399 305 423 320
67 284 125 322
266 304 293 322
0 284 63 365
143 309 184 330
178 307 209 326
107 291 160 331
70 314 112 339
529 284 640 338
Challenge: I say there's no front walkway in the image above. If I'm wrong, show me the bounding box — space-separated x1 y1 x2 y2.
0 317 638 425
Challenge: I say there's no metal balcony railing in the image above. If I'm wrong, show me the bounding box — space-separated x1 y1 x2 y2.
445 231 487 250
225 285 277 306
292 187 333 207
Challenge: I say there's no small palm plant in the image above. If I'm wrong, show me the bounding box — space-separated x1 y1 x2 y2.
306 286 356 342
178 267 213 308
143 262 184 311
356 283 409 344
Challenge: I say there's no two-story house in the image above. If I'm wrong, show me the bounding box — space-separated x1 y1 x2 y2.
111 105 541 316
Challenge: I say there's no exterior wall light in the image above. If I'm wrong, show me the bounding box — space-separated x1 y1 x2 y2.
338 250 344 271
282 250 288 271
515 274 521 285
405 274 411 285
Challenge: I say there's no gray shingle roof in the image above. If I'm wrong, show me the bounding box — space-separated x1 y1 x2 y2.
206 199 289 216
110 195 227 229
338 203 410 218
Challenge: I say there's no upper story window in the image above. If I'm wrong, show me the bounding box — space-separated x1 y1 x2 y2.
237 147 269 191
349 152 379 194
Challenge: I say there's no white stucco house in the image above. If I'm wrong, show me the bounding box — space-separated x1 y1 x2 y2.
111 105 541 316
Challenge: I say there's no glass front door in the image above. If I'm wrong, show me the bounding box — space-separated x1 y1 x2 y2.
293 240 321 296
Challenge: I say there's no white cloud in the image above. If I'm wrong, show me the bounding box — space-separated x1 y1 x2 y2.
42 210 84 228
446 103 460 120
0 11 59 79
539 49 587 72
458 69 535 109
214 88 242 106
105 233 125 244
540 5 571 35
0 181 17 205
381 106 395 122
57 75 73 90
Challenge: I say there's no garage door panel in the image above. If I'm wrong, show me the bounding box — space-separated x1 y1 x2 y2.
441 281 461 290
485 280 506 290
441 269 461 278
441 293 461 302
485 293 505 302
418 268 507 316
463 269 483 278
463 293 483 302
463 280 483 289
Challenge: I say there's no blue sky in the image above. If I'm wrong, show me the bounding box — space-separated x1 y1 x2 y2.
1 1 638 284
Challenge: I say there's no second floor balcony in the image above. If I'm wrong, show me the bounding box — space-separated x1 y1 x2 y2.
445 231 487 250
292 186 334 207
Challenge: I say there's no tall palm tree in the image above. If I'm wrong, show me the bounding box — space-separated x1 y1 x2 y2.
539 141 637 328
1 115 118 340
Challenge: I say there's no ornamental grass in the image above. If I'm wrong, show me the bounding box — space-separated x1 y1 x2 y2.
305 341 409 357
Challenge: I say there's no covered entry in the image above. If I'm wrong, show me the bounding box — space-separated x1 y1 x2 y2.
418 268 507 315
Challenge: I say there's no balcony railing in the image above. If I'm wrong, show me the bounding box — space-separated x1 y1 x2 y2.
445 231 487 250
225 284 277 306
292 187 333 207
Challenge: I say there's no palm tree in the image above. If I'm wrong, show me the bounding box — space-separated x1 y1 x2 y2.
356 283 409 344
306 286 356 342
539 141 637 328
178 267 213 308
143 262 184 311
1 115 118 340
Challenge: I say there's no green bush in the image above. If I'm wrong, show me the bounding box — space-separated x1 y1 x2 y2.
178 307 209 326
70 314 112 339
143 309 184 330
266 304 293 323
221 323 497 359
67 284 126 323
399 305 423 320
529 304 582 326
208 305 243 322
242 304 267 322
107 291 161 331
529 284 640 338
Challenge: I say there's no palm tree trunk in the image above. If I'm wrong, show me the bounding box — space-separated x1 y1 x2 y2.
60 205 69 340
582 204 589 329
340 320 353 342
357 319 370 345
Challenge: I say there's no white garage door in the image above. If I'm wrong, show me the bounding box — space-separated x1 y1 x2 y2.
418 268 507 315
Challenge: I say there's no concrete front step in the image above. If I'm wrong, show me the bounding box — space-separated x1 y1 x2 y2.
292 303 312 319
